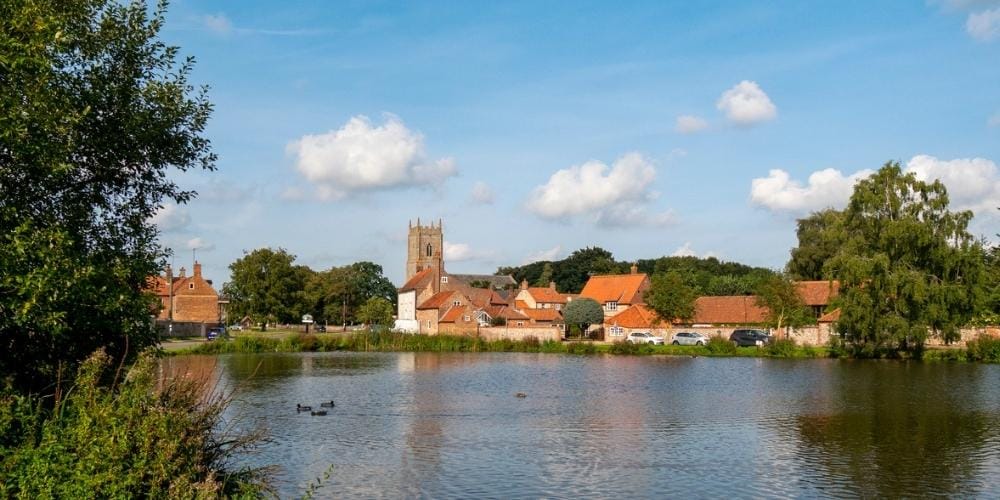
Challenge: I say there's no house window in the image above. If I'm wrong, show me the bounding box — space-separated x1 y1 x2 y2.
426 320 432 329
555 304 561 311
516 321 524 326
441 276 448 284
426 244 433 257
610 326 623 337
463 315 471 322
453 300 461 306
188 283 194 290
606 301 618 311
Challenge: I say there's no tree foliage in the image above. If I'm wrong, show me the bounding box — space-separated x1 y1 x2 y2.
755 274 813 332
644 272 697 323
223 249 305 327
357 297 394 327
562 298 604 336
827 162 986 351
787 209 846 280
0 0 214 392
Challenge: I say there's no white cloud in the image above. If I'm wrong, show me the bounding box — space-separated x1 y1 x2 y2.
151 203 191 231
674 115 709 134
470 181 495 204
186 237 215 252
526 153 672 226
750 155 1000 218
202 13 233 35
717 80 777 126
670 242 718 259
443 241 493 262
750 168 874 214
905 155 1000 214
967 7 1000 41
522 245 563 264
287 114 457 200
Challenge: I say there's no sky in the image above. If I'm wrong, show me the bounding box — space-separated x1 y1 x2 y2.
152 0 1000 286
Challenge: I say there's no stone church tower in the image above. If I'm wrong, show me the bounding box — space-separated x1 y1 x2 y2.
406 218 444 282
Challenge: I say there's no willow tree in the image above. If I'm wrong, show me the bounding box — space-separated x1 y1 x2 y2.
827 162 985 353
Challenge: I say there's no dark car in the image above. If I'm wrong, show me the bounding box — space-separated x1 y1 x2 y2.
207 327 226 340
729 329 771 347
314 324 326 333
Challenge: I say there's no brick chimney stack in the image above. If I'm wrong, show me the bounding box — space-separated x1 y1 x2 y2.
549 281 557 290
179 267 187 278
193 261 202 278
630 263 638 275
521 279 529 290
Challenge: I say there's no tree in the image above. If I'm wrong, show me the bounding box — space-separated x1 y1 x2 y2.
533 262 554 287
787 209 846 280
357 297 394 328
563 298 604 338
1 1 214 392
755 274 813 336
223 249 305 329
645 272 697 324
828 162 986 352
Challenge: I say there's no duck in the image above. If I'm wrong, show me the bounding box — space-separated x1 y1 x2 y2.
310 410 327 416
296 404 312 412
515 392 527 398
320 400 335 408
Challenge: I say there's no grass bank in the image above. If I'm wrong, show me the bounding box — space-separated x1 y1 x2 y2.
170 331 831 359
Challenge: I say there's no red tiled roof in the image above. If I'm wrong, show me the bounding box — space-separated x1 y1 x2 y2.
400 267 436 292
690 296 768 325
440 306 469 323
495 307 529 320
522 308 561 322
606 304 663 329
796 280 840 306
514 300 529 310
818 308 841 323
580 273 649 305
463 288 507 308
527 287 568 304
417 291 457 310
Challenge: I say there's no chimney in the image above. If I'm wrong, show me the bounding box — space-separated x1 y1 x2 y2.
165 265 173 280
630 263 638 275
193 261 202 278
179 267 187 278
549 281 557 290
521 279 529 290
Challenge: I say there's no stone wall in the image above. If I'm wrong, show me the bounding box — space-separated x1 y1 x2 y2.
476 326 562 343
155 320 214 338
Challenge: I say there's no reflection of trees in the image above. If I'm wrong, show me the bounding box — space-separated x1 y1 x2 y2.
796 363 997 497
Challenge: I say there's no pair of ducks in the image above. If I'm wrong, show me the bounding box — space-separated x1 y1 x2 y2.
297 401 335 416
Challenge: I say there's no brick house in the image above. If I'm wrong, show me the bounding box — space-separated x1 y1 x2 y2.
579 264 650 319
604 304 668 340
513 280 571 310
149 261 222 327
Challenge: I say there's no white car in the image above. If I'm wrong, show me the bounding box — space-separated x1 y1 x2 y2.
671 331 709 346
626 332 664 345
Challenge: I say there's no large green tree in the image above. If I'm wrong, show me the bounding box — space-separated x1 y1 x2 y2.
356 297 394 329
787 209 846 280
645 272 697 324
562 298 604 338
1 1 214 391
223 249 306 328
828 162 986 351
755 274 813 335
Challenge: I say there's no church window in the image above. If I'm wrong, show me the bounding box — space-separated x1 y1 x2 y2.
426 244 432 257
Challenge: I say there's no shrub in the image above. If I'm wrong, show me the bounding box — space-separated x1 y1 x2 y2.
565 342 597 355
706 336 737 355
965 335 1000 363
765 338 797 357
608 341 654 355
0 350 270 497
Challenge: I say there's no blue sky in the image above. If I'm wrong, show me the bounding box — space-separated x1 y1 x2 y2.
152 0 1000 285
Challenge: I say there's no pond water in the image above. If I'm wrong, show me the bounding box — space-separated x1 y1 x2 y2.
163 353 1000 498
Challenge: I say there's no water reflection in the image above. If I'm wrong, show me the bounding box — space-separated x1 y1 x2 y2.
161 353 1000 498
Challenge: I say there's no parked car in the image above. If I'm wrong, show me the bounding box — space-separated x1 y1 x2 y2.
314 324 327 333
626 332 665 345
729 329 771 347
229 324 243 331
671 332 709 346
207 327 226 340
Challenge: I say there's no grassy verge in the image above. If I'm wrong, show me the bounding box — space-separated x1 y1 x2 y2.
168 331 831 359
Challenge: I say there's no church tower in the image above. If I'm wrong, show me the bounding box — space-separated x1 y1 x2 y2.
406 218 444 282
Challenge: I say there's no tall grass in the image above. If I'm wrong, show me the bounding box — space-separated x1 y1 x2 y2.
0 350 271 497
964 335 1000 363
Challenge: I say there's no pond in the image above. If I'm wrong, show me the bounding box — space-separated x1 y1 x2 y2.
163 353 1000 498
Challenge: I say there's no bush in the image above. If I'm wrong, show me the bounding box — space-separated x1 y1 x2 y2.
765 338 797 357
706 336 737 355
0 350 270 497
608 341 654 355
565 342 597 355
965 335 1000 363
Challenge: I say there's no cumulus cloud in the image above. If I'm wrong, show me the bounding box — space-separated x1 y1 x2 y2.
750 155 1000 218
675 115 709 134
670 242 718 259
151 203 191 231
750 168 874 214
287 114 457 200
717 80 777 126
967 7 1000 40
905 155 1000 214
470 181 495 204
523 245 563 264
186 237 215 252
443 241 493 262
526 153 673 226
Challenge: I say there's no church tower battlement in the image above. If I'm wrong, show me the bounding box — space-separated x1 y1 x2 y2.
406 218 444 282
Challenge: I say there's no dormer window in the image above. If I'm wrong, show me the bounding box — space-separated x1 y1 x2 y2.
453 300 461 306
606 301 618 311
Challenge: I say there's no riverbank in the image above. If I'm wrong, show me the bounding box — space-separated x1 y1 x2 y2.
166 331 1000 363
